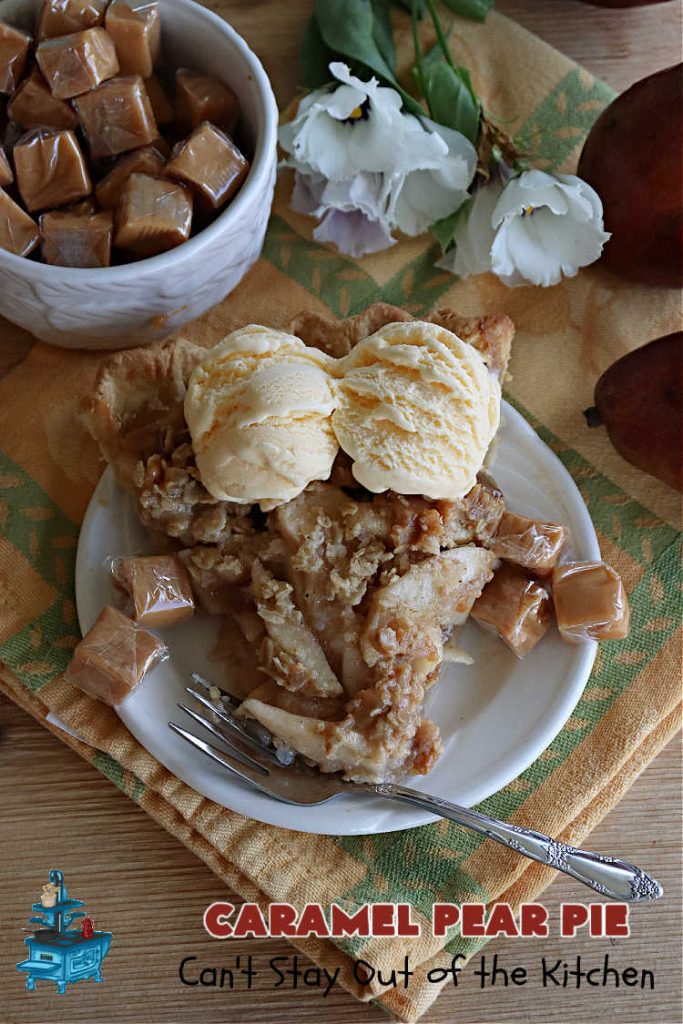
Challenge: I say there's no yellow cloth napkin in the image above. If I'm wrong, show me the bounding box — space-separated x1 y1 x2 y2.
0 10 680 1021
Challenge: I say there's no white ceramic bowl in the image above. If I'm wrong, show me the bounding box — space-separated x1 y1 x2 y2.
0 0 278 349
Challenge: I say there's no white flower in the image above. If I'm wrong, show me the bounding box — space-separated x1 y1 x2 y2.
280 63 446 181
279 63 476 256
440 169 610 287
383 120 476 237
291 170 394 258
436 179 503 278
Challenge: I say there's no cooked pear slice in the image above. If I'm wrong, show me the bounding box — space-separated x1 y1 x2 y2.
246 680 345 721
238 698 368 776
251 561 342 698
361 545 496 668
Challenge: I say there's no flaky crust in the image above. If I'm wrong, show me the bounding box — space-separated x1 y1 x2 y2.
288 302 514 378
87 336 205 492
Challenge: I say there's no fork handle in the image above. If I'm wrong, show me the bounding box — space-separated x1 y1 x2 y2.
370 784 663 903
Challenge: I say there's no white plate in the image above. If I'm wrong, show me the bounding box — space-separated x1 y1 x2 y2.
76 401 598 835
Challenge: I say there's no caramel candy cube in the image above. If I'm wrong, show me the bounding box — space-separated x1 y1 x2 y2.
0 19 31 94
38 0 108 40
115 172 192 257
0 144 12 186
64 604 165 705
472 565 552 658
0 188 40 256
115 554 195 628
175 68 239 133
14 128 91 212
95 142 165 209
36 27 119 99
41 209 113 266
551 561 630 643
166 122 249 209
491 511 568 577
8 65 79 131
105 0 160 78
144 74 173 125
74 74 157 158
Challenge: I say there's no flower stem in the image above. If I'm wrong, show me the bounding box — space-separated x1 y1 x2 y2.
412 0 432 115
425 0 455 69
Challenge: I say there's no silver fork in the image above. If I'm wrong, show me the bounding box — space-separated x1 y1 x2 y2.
169 674 663 903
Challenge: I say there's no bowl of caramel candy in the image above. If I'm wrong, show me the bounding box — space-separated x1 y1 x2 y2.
0 0 278 348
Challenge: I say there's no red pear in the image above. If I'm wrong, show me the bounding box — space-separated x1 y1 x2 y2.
578 63 682 287
584 332 682 491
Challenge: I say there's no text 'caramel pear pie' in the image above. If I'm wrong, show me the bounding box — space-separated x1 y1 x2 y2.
78 302 629 786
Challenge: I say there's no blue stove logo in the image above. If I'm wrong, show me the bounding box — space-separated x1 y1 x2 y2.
17 869 112 995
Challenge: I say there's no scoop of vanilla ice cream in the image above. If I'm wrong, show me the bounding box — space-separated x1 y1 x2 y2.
184 325 339 506
332 321 500 499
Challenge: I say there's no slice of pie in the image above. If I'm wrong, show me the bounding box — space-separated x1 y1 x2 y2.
88 303 514 783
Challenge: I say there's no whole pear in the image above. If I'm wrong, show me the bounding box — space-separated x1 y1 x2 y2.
585 333 682 491
578 64 682 287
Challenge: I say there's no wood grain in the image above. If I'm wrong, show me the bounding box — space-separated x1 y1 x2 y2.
1 1 681 1020
0 698 679 1022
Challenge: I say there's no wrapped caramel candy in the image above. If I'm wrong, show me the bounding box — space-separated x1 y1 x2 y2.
0 144 12 186
36 27 119 99
472 565 552 658
115 172 192 256
0 188 40 255
8 65 79 131
491 511 568 576
13 128 91 212
38 0 108 40
64 604 166 706
95 142 165 209
166 121 249 208
0 19 31 94
144 74 174 125
175 67 239 133
40 209 113 266
551 561 630 643
105 0 160 79
74 75 157 158
113 554 195 628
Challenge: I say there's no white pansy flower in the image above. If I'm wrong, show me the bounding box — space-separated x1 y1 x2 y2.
291 170 395 258
384 120 476 237
279 63 446 181
490 170 610 286
279 62 475 257
441 169 610 287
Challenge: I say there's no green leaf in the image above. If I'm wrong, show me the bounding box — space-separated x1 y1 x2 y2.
441 0 494 22
314 0 425 117
422 61 480 143
430 197 472 251
301 16 336 89
371 0 396 72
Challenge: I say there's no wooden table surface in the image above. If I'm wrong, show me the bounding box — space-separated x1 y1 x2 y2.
1 2 681 1022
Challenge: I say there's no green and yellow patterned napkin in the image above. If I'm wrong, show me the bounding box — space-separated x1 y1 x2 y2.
0 10 680 1021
